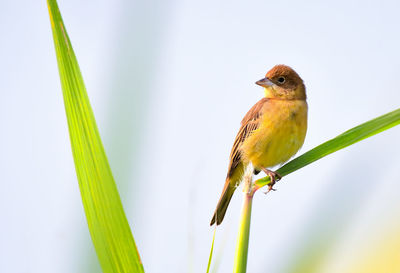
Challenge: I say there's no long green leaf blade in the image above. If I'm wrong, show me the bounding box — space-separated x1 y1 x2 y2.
256 108 400 188
206 227 217 273
47 1 144 272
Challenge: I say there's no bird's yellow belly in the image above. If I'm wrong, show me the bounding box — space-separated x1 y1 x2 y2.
241 100 307 169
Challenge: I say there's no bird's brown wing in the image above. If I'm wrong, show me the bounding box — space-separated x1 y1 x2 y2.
226 97 268 178
210 98 269 225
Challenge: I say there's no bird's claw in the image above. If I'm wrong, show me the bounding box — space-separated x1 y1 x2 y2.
263 182 277 194
261 168 281 194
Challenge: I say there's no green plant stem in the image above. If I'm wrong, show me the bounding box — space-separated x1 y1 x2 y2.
233 177 255 273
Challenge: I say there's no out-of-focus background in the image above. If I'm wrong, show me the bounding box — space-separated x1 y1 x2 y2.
1 1 400 272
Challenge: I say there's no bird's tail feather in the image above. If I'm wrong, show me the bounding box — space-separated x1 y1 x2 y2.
210 179 235 226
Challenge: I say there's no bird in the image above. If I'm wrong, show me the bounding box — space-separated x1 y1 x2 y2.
210 64 308 226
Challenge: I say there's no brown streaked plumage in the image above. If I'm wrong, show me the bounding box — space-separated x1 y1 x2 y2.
210 65 308 225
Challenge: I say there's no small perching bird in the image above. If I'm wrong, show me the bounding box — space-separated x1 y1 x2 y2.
210 65 308 226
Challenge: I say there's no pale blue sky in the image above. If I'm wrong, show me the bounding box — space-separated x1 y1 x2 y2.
1 1 400 272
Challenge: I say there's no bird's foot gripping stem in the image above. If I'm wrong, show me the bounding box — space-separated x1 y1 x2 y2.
261 168 282 194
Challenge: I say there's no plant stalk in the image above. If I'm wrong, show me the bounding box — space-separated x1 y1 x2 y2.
233 175 255 273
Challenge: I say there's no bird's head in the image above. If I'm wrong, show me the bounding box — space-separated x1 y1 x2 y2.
256 65 306 100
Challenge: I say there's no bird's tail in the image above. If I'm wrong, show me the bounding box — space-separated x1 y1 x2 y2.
210 179 236 226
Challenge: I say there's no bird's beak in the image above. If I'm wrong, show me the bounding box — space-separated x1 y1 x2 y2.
255 77 274 87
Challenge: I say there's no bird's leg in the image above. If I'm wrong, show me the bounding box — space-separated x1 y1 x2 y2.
261 168 282 194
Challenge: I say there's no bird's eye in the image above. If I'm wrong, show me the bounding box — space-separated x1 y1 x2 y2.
277 77 285 84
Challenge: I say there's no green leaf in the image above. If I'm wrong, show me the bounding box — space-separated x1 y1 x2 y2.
255 108 400 188
206 227 217 273
47 1 144 272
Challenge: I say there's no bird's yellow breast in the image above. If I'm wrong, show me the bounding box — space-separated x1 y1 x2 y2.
241 99 308 168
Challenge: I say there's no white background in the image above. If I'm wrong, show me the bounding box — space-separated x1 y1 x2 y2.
1 1 400 272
